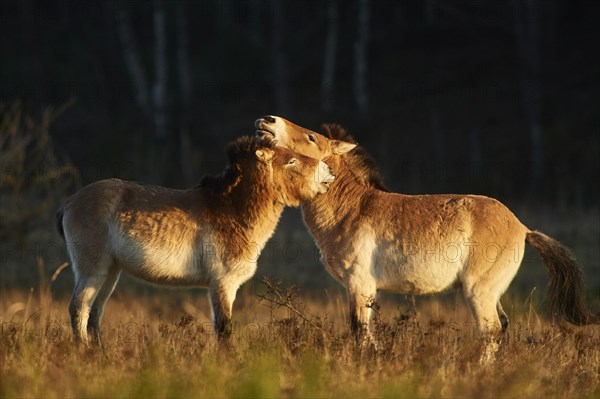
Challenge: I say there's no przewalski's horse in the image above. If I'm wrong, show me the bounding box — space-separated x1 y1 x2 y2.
56 135 335 344
255 115 598 345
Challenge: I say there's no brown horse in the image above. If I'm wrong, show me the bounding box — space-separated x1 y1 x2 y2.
255 115 597 347
56 135 335 344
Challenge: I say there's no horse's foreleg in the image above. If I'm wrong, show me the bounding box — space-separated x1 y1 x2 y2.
346 277 377 348
208 284 237 342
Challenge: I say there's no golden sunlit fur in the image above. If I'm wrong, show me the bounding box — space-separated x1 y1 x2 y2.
56 135 335 344
255 116 597 350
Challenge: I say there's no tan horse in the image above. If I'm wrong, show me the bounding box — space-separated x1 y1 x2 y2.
255 115 598 345
56 135 335 343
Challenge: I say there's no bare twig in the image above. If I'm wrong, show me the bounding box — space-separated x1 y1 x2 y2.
256 277 323 332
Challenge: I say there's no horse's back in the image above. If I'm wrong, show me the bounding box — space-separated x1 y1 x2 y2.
373 192 527 241
63 178 199 224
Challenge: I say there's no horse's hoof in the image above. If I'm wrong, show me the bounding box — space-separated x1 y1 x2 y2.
500 315 509 333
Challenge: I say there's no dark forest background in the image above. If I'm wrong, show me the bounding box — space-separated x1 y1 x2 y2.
1 0 599 295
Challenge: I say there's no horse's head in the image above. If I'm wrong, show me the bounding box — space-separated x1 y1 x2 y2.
255 115 356 160
255 116 389 192
254 141 336 206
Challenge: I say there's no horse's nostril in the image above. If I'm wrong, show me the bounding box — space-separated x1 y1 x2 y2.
264 116 276 123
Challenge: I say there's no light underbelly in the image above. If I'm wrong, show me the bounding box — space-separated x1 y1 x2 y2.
128 250 209 286
112 235 213 286
373 253 465 295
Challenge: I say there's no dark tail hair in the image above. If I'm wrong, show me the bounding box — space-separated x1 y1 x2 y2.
526 230 598 325
55 208 65 239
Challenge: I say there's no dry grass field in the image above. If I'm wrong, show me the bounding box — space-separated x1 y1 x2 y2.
1 275 599 399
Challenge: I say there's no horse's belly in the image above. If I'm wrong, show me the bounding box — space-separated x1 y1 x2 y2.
373 253 464 295
136 247 210 286
370 230 474 294
112 234 211 286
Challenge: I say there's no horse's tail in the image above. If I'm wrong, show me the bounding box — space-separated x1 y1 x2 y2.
55 207 65 240
526 230 598 325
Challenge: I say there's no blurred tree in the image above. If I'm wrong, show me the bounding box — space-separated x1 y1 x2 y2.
177 0 194 187
153 0 168 142
19 0 43 103
321 0 339 113
354 0 370 119
116 5 151 118
425 0 438 26
271 0 290 115
116 0 168 143
248 0 263 45
513 0 543 189
116 0 170 183
216 0 234 32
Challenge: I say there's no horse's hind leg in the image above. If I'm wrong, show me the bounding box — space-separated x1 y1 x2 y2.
68 235 115 344
69 273 107 343
88 266 122 342
497 301 508 333
463 288 502 336
461 280 505 364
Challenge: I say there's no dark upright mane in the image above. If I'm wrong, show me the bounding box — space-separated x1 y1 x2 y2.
320 124 389 192
198 135 276 194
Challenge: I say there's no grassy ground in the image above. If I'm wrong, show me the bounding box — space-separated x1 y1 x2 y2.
1 278 599 399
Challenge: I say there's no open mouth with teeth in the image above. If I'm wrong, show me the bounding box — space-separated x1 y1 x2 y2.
255 129 274 137
254 119 276 138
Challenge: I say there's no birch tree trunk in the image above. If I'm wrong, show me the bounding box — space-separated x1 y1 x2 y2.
425 0 437 26
513 0 543 187
431 106 444 188
249 0 263 45
469 127 482 180
217 0 234 32
116 2 169 183
177 1 194 187
116 6 151 116
354 0 370 119
321 0 338 113
271 0 290 115
153 0 168 142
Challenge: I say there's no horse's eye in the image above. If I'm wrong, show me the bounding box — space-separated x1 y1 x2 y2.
308 134 317 143
287 158 297 165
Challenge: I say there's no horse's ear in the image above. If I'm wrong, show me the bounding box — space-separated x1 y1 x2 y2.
255 148 274 163
331 140 357 154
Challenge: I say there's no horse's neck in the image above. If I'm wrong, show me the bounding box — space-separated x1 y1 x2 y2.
222 176 285 248
302 159 371 236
